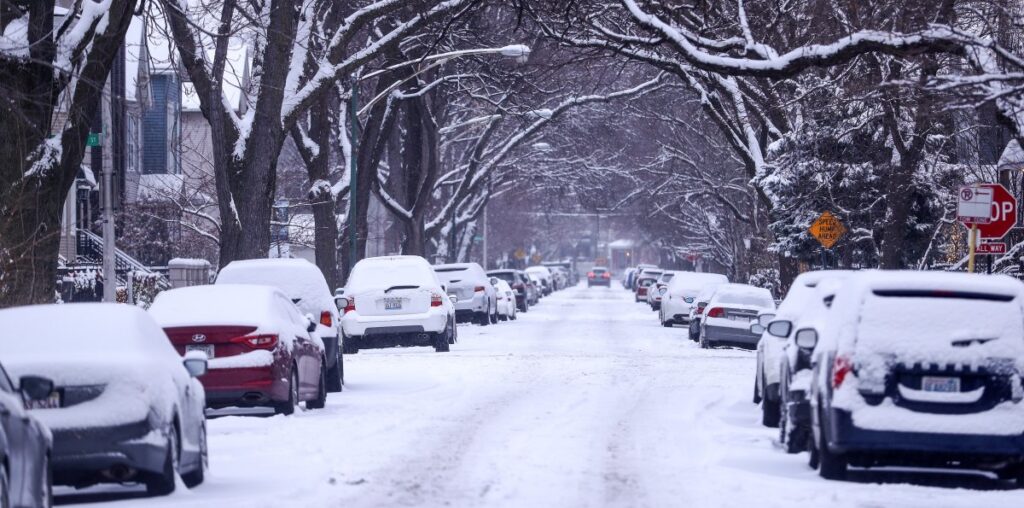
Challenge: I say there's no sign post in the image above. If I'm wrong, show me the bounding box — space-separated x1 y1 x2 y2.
958 184 1016 273
809 211 847 268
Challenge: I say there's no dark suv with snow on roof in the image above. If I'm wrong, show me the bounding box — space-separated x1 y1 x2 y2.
807 271 1024 485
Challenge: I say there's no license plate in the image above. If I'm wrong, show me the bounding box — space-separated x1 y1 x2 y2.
26 391 61 410
186 344 215 359
922 376 960 393
730 315 753 322
384 298 403 310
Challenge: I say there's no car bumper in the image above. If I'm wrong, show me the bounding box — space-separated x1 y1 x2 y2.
51 420 167 486
827 408 1024 464
704 324 759 347
202 365 290 408
587 279 610 286
342 309 447 336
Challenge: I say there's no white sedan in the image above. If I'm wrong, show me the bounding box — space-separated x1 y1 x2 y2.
492 278 518 321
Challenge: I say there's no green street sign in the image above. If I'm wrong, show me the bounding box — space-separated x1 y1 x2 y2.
473 235 483 243
86 132 101 147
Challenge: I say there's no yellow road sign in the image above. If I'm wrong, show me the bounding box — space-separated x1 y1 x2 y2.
809 211 846 249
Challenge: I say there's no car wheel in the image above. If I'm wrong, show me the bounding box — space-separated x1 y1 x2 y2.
0 463 9 508
307 362 327 409
182 423 207 488
477 311 490 326
490 307 499 324
146 426 179 496
326 351 343 393
510 307 517 320
817 409 847 480
276 369 299 415
761 378 781 428
807 430 820 470
661 318 672 328
342 335 359 355
434 328 450 352
779 400 801 454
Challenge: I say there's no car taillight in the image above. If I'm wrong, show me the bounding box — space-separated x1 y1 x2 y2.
513 283 524 290
706 307 724 318
474 286 486 292
431 293 443 307
233 334 279 349
833 355 853 388
343 297 355 314
588 272 595 278
602 273 610 279
320 311 332 327
696 306 704 315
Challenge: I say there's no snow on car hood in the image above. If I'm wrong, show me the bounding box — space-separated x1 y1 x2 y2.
0 304 187 430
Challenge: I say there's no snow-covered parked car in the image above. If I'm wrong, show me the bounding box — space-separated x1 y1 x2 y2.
487 269 531 312
0 360 53 506
634 268 663 303
216 258 344 392
0 304 209 496
751 270 852 428
685 284 722 337
807 271 1024 484
698 284 776 349
492 278 518 321
150 285 327 415
339 256 457 352
525 266 554 296
647 270 676 311
659 271 728 327
435 262 498 325
526 273 545 301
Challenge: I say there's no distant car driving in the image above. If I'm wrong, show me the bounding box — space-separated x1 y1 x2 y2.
588 266 612 287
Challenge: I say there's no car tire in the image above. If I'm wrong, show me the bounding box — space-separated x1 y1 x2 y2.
499 313 508 322
0 463 9 508
307 362 327 409
342 336 359 355
807 430 820 470
661 318 672 328
146 426 179 496
779 401 801 454
761 377 781 428
434 329 450 352
276 369 299 415
326 353 343 393
490 307 499 324
817 409 847 480
182 423 207 488
477 311 490 326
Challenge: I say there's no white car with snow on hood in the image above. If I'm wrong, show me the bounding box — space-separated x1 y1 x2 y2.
339 256 457 352
0 304 209 496
525 266 554 296
492 278 518 321
750 270 853 429
659 271 728 327
215 258 345 391
434 263 498 325
807 271 1024 484
698 284 775 349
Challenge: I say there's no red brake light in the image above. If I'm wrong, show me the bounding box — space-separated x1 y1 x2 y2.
474 286 486 292
696 306 704 315
588 272 595 278
602 272 610 279
320 311 332 327
343 297 355 314
431 293 443 307
706 307 724 318
233 334 279 350
833 355 853 388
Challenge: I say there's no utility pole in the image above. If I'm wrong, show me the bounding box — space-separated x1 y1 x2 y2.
101 130 116 302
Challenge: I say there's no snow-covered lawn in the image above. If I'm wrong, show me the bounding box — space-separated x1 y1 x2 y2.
57 285 1020 507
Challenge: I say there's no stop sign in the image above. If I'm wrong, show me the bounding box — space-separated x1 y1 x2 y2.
968 183 1018 240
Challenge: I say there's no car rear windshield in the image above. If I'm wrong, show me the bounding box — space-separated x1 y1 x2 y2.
716 292 773 308
435 267 468 272
594 268 607 273
661 273 674 281
349 264 436 292
639 278 655 287
490 272 515 283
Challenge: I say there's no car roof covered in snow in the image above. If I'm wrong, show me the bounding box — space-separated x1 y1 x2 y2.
666 271 729 293
149 283 293 330
216 258 335 317
347 256 441 292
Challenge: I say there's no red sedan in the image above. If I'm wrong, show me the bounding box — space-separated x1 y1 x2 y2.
149 284 327 415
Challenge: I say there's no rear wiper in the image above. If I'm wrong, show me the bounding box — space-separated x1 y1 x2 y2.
385 285 419 293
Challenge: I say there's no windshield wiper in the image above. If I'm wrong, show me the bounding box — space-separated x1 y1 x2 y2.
385 285 419 293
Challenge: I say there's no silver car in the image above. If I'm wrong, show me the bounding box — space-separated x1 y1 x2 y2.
434 263 499 326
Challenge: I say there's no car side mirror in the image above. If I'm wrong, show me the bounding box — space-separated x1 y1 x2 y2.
766 320 792 338
182 351 209 377
305 314 318 333
750 323 766 335
757 313 776 327
490 277 499 286
449 295 458 304
795 328 819 349
19 376 54 401
334 295 347 311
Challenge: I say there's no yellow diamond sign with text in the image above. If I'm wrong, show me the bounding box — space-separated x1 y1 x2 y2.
809 211 846 249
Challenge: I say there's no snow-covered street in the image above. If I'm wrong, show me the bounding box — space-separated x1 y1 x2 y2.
58 284 1021 508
